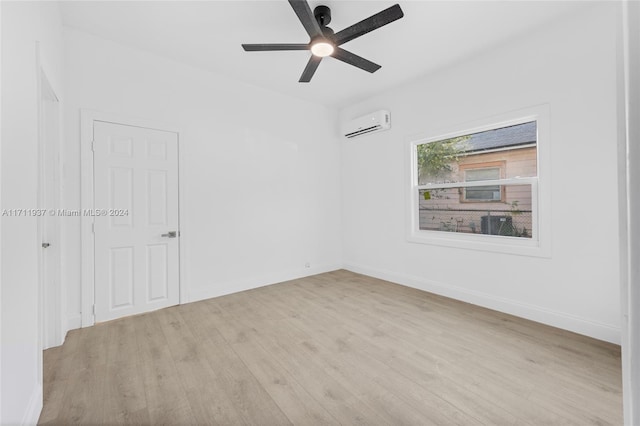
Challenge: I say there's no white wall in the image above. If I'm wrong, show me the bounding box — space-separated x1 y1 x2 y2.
340 4 622 343
1 1 64 424
62 29 342 327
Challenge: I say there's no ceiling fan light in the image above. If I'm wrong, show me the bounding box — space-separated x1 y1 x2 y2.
310 41 334 57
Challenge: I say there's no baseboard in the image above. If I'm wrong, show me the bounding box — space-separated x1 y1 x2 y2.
21 383 42 426
66 314 82 331
187 263 343 304
344 262 621 344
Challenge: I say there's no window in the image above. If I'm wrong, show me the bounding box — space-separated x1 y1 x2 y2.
409 117 543 252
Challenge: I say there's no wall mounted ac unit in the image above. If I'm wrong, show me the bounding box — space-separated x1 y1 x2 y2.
343 110 391 139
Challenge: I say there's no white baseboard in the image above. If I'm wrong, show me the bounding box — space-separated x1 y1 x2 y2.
21 384 42 426
187 263 343 304
66 314 82 331
344 262 621 344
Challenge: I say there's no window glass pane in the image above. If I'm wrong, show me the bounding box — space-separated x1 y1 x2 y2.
417 136 470 185
418 184 533 238
417 121 537 185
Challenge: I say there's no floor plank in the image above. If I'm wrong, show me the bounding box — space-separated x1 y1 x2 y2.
40 270 623 425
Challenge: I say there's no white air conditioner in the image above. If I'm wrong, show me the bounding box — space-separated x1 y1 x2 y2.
343 110 391 138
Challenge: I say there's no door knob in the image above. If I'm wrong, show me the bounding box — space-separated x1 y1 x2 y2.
161 231 177 238
42 242 50 248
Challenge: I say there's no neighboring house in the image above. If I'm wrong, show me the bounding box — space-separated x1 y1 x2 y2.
419 122 537 237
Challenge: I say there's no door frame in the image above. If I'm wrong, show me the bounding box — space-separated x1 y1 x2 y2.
619 1 640 423
80 110 187 327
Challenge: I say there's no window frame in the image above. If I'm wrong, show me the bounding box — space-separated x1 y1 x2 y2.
406 106 551 257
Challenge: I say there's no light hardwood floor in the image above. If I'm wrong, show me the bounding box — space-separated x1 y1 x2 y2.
39 270 623 425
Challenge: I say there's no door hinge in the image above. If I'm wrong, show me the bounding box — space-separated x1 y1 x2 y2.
91 222 95 233
91 140 96 152
92 304 95 315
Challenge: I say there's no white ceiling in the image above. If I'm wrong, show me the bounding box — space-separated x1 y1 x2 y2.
59 1 588 108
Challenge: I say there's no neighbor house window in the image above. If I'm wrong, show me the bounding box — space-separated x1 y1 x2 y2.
460 163 505 202
411 120 538 242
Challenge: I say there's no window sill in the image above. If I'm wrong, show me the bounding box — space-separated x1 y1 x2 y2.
407 230 551 258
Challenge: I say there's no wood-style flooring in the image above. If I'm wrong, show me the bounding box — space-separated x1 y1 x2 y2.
39 270 623 425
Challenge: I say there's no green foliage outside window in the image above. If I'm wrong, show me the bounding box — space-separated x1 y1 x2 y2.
416 136 471 185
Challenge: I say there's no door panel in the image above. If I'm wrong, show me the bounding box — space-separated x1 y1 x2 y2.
110 167 134 228
110 247 134 309
147 170 168 226
146 244 168 302
94 121 179 322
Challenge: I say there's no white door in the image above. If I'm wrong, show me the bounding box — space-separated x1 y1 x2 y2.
39 73 62 350
93 121 180 322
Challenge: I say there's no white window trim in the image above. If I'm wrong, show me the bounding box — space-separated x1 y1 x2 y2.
406 105 551 257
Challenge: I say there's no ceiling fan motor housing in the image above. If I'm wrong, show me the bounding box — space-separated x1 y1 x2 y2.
314 5 331 26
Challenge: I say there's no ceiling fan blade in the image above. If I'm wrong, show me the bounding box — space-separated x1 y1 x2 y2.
299 55 322 82
334 4 404 46
332 48 381 73
242 44 309 51
288 0 323 39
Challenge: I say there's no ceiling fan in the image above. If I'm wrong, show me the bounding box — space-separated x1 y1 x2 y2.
242 0 404 83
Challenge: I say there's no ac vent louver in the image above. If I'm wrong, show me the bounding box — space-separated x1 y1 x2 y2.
345 125 383 138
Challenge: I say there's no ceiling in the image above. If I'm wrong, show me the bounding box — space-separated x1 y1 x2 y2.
59 1 589 108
